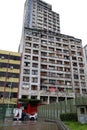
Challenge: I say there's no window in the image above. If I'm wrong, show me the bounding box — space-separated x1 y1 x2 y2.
24 55 30 60
32 63 38 68
23 77 29 82
24 62 30 67
33 50 39 54
72 56 77 60
25 36 32 41
32 70 38 75
23 69 30 74
74 74 78 79
32 56 38 61
49 79 55 84
31 85 37 90
32 77 38 83
25 42 31 47
80 108 85 114
73 63 77 67
25 48 31 53
22 83 29 89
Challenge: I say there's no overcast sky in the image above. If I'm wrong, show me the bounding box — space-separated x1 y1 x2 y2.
0 0 87 52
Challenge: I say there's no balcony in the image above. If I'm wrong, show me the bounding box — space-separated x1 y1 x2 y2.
49 60 55 64
66 92 75 98
41 40 47 45
64 62 70 66
33 44 39 48
71 45 75 49
25 49 31 53
25 42 31 47
32 56 38 61
41 34 47 39
56 54 62 58
41 58 47 62
79 63 84 68
25 36 32 41
63 45 69 49
33 38 39 42
62 39 69 43
33 50 39 55
63 50 69 54
40 90 57 96
80 76 85 81
2 98 17 104
56 38 61 42
41 47 47 51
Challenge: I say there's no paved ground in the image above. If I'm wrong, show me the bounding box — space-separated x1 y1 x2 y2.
0 119 59 130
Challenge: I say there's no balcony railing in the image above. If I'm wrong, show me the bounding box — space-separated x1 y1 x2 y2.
40 90 75 98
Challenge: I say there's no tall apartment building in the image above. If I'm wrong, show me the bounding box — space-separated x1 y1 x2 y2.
0 50 21 104
19 0 86 104
24 0 60 33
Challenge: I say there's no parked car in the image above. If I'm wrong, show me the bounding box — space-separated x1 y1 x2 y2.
21 112 29 121
29 113 38 120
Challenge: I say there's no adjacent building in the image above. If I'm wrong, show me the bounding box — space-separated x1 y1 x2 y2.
84 45 87 90
19 0 86 104
0 50 21 104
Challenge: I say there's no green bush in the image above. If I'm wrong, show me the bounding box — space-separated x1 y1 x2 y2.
60 113 78 121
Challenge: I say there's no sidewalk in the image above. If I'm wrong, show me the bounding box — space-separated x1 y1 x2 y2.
0 118 29 127
0 119 59 130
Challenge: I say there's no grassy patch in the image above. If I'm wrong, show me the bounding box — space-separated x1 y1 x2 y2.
64 121 87 130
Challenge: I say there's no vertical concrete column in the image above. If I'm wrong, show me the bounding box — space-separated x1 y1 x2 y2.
47 96 49 104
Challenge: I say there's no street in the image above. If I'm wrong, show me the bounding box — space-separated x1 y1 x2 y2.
0 119 59 130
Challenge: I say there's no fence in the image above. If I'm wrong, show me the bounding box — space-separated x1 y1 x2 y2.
38 96 87 120
0 104 14 120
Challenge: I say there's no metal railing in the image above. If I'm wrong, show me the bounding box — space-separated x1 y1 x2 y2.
38 96 87 120
0 104 14 120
